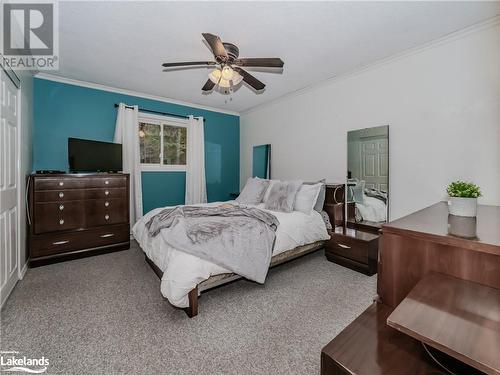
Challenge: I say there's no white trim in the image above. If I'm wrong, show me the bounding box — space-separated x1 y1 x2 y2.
242 15 500 115
141 164 186 172
18 262 28 280
1 65 20 88
16 73 24 280
34 73 240 116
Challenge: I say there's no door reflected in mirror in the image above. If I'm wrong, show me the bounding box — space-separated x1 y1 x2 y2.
347 125 389 227
253 144 271 179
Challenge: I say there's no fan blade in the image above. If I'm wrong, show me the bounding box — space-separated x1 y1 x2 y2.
233 67 265 91
202 79 216 92
202 33 228 59
162 61 216 68
235 58 284 68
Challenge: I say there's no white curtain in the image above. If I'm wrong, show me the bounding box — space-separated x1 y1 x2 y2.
113 103 143 226
185 115 207 205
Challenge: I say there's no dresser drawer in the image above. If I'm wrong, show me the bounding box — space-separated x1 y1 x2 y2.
91 176 127 188
85 198 128 227
35 178 90 190
85 188 127 200
326 234 369 264
35 189 86 202
30 224 130 258
35 187 126 202
34 176 127 190
34 202 84 234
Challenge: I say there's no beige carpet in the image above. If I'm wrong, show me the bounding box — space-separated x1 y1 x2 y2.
1 241 376 374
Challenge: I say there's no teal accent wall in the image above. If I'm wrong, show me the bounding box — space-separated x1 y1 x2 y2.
33 78 240 213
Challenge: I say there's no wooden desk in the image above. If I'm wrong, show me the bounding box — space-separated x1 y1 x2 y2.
378 202 500 308
387 273 500 375
321 302 446 374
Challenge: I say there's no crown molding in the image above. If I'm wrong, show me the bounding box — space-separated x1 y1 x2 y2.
242 15 500 116
34 73 240 117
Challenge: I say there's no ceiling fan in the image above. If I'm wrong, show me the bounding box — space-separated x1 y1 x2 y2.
162 33 284 92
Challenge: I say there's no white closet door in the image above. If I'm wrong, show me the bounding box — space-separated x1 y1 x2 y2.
0 69 20 307
361 138 388 191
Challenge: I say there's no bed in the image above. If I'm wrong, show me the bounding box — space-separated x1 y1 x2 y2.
132 183 343 317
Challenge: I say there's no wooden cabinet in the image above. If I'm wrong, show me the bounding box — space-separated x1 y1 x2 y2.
378 202 500 308
28 173 130 266
321 202 500 375
325 229 378 275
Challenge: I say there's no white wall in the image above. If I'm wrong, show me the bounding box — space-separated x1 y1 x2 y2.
241 21 500 220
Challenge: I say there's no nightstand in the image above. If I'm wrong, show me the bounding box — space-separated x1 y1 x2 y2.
325 227 379 275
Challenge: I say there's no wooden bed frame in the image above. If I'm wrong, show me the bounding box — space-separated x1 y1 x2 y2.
144 183 345 318
145 240 326 317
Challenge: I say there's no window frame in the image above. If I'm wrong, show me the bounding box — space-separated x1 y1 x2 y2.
138 112 189 172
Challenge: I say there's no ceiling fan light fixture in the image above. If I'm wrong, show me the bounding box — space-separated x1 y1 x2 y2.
208 69 222 84
221 65 234 80
218 78 231 88
231 70 243 85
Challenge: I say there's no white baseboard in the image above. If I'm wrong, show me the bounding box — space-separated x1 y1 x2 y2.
19 262 28 280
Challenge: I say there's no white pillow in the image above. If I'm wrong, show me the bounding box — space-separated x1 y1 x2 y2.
294 183 322 215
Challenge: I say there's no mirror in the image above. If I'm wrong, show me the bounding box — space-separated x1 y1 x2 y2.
252 144 271 179
347 125 389 228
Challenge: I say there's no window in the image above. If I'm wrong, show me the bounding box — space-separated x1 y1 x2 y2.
139 114 188 171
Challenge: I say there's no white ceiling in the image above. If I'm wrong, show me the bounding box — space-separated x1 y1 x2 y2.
50 1 500 113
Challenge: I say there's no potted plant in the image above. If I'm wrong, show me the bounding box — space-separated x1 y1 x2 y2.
446 181 482 217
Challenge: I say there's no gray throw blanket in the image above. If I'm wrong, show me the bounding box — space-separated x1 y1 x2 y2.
145 205 279 283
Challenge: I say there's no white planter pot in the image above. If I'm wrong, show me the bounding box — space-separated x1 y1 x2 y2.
448 215 477 238
448 197 477 217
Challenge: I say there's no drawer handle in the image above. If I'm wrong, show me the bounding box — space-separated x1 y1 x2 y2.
59 204 64 211
59 181 64 186
105 180 109 185
105 190 109 196
59 219 65 225
53 240 69 245
104 201 109 207
59 192 64 198
338 243 351 249
100 233 114 238
104 214 110 220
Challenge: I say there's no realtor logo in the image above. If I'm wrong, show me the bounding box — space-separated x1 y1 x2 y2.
1 0 59 70
0 351 49 373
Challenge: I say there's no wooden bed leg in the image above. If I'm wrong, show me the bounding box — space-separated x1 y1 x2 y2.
185 286 199 318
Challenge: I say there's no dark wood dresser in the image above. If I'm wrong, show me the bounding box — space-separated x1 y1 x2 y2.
28 173 130 266
322 202 500 375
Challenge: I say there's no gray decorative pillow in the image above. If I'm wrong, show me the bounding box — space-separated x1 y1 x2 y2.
350 180 365 204
321 210 332 230
305 179 326 212
264 180 302 213
236 178 269 205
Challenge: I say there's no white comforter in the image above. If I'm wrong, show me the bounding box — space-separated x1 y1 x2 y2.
133 201 330 308
356 196 387 222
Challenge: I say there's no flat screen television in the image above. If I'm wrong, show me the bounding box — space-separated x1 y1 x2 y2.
68 138 122 173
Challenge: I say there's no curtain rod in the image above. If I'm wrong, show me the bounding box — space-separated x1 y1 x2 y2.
114 103 205 122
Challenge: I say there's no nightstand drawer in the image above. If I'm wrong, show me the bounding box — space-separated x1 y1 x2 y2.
326 238 369 264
